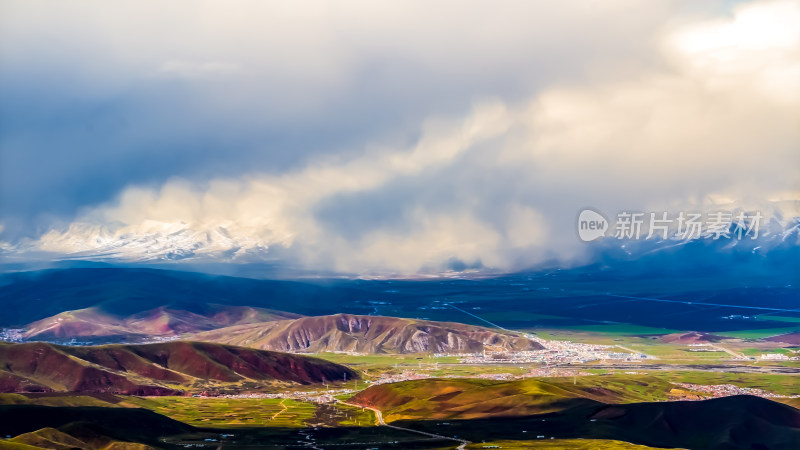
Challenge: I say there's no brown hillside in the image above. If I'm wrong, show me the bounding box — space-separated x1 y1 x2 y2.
659 332 727 344
193 313 543 354
7 427 91 450
0 341 357 395
21 305 301 341
766 332 800 345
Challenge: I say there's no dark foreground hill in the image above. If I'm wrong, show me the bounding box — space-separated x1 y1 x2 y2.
0 404 194 449
390 395 800 450
0 341 357 395
192 313 544 354
383 396 800 450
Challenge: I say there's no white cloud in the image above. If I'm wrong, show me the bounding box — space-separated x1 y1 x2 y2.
7 0 800 274
156 60 243 79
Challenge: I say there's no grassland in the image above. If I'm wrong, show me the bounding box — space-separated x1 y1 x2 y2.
310 331 800 382
741 347 797 356
313 352 535 379
121 396 376 428
756 315 800 324
348 375 684 422
714 327 800 339
0 441 48 450
0 394 124 408
641 371 800 397
123 397 316 427
557 324 679 336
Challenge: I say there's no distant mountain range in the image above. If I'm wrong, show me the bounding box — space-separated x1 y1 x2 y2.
0 341 357 395
192 313 544 354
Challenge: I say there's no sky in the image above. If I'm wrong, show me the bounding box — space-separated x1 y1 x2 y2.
0 0 798 275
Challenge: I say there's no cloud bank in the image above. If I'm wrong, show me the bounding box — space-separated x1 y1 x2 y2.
1 0 798 274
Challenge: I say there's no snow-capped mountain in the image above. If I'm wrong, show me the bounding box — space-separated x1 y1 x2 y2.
1 212 798 274
6 221 275 262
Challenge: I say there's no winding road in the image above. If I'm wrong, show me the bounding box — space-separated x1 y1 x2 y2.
270 398 289 421
336 399 471 449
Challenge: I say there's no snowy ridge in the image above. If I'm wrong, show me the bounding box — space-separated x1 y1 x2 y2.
9 221 273 262
1 212 798 269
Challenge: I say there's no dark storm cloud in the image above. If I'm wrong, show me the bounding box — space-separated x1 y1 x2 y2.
0 0 679 239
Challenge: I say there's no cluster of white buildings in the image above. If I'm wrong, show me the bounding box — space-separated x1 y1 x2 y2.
522 367 594 378
196 388 357 403
674 383 800 399
0 328 24 342
760 353 798 361
454 336 648 365
459 350 644 364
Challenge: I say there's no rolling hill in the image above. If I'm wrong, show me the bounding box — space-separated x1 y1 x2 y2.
349 378 800 449
192 313 545 354
348 376 676 422
2 426 157 450
0 341 358 395
658 332 728 344
0 405 194 449
766 332 800 345
19 305 301 343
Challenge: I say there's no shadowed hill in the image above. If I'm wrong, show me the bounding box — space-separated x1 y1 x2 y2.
0 341 358 395
192 313 544 354
5 427 138 450
0 268 370 328
766 332 800 345
0 405 193 448
390 396 800 450
585 395 800 448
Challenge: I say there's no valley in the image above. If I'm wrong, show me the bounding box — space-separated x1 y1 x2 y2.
0 267 798 449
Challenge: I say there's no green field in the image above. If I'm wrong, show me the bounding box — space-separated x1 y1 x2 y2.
741 347 797 356
756 315 800 324
642 371 800 397
313 352 536 379
561 324 679 336
715 327 800 339
124 397 316 427
0 394 124 408
122 396 376 428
